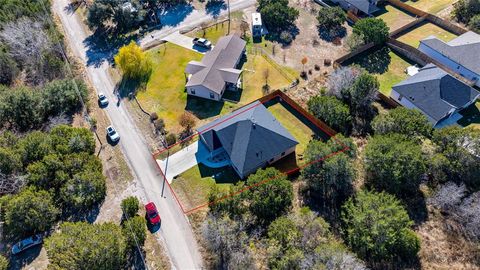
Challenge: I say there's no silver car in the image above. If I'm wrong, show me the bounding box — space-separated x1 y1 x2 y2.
106 126 120 142
12 234 43 255
98 93 109 106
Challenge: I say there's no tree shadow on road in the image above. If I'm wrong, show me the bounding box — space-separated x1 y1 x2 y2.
158 3 194 27
206 0 227 19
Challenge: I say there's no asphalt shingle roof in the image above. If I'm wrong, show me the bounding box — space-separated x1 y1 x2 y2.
393 64 480 123
186 35 246 94
420 31 480 75
197 101 298 177
344 0 379 14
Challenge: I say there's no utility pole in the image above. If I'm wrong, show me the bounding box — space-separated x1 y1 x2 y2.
227 0 231 34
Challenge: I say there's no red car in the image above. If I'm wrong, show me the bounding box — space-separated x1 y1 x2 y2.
145 202 161 225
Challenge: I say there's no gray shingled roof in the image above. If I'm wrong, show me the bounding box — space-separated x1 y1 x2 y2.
345 0 379 14
197 101 298 177
393 64 480 123
186 35 246 94
420 31 480 75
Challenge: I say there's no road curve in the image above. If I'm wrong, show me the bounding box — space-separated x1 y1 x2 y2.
52 0 204 268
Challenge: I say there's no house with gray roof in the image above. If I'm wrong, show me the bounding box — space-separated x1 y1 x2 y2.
185 35 246 101
419 31 480 87
197 101 298 178
390 64 480 127
332 0 380 15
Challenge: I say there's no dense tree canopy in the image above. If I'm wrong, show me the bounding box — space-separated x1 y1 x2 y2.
258 0 299 32
209 168 293 225
452 0 480 24
302 136 356 208
121 196 140 219
372 107 433 139
353 18 389 45
267 208 367 269
122 216 146 250
87 0 146 32
0 79 88 131
432 127 480 190
3 187 59 237
308 95 351 134
45 222 127 269
342 190 420 264
364 134 426 196
317 7 346 30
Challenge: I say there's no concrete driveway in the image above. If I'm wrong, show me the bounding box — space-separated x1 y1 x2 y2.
162 31 211 54
157 141 209 182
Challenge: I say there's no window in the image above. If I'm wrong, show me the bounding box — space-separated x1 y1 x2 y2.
210 93 214 99
191 89 195 95
398 94 403 101
281 152 285 156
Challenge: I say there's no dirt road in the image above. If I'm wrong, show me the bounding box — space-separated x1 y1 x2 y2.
52 0 205 268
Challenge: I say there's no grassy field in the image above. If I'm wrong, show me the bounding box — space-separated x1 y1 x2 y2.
171 164 239 211
397 22 458 48
346 47 414 95
404 0 456 14
377 4 416 31
458 101 480 129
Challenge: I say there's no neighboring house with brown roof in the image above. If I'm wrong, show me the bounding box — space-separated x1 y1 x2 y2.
185 35 246 101
419 31 480 87
390 64 480 128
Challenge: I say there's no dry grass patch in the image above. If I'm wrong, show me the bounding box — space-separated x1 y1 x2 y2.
397 22 458 48
377 4 416 31
403 0 456 14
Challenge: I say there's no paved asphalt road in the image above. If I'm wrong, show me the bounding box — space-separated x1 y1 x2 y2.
51 0 225 268
140 0 256 48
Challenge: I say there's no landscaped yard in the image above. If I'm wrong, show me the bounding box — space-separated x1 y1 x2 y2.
403 0 456 14
377 4 416 31
345 47 414 95
397 22 458 48
137 41 294 133
171 164 239 212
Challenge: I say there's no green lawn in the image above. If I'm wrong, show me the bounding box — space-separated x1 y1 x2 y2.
171 164 239 211
377 4 416 31
346 47 414 95
458 101 480 129
397 22 458 48
267 103 315 159
403 0 456 14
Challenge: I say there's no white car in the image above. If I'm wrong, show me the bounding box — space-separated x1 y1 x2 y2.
106 126 120 142
98 93 109 106
193 37 212 49
12 234 43 255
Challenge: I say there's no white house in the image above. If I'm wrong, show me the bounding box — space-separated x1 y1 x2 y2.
390 64 480 128
185 35 246 101
419 31 480 87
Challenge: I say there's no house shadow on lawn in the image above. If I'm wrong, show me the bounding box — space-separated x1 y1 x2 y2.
344 46 392 74
198 164 240 185
185 95 225 119
458 102 480 127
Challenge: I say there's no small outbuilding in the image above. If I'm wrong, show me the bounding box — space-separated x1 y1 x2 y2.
251 12 262 37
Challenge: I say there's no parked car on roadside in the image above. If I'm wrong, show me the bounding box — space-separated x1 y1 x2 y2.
98 93 109 106
145 202 161 225
12 234 43 255
193 37 212 49
106 126 120 142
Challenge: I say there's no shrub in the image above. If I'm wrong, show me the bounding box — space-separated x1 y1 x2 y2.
469 14 480 31
165 133 177 146
372 107 433 139
150 112 158 122
121 196 140 219
342 190 420 264
122 216 146 249
0 255 8 270
353 18 389 45
279 31 293 44
307 94 351 134
154 118 166 134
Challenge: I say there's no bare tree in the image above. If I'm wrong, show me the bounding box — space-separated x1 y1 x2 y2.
0 173 26 196
327 66 362 99
0 17 62 85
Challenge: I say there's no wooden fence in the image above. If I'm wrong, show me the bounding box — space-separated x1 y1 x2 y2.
258 90 338 137
333 42 376 66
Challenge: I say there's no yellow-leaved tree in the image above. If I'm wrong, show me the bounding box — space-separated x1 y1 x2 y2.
114 41 152 80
